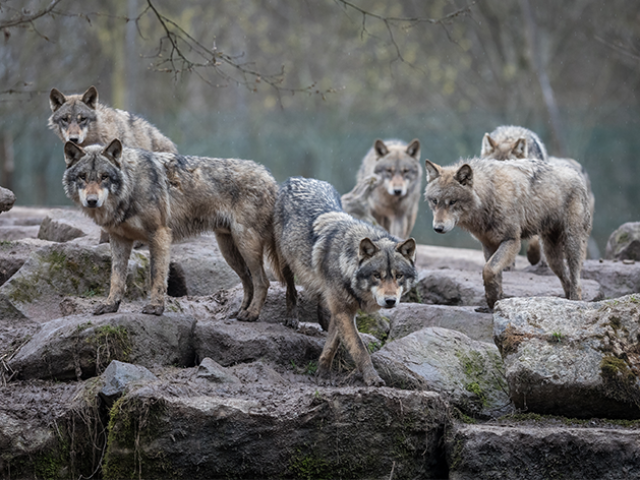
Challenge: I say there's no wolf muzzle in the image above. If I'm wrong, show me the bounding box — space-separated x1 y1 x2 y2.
79 185 108 208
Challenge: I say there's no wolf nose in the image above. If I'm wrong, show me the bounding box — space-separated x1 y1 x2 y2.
69 137 79 144
86 195 99 208
434 225 445 234
393 188 403 196
384 298 397 307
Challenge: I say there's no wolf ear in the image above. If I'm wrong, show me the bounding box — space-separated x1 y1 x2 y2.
455 164 473 186
512 138 527 158
396 238 416 263
374 140 389 158
358 237 380 261
81 86 98 109
64 142 85 169
406 139 420 159
50 88 66 112
424 160 441 182
102 139 123 168
481 133 497 157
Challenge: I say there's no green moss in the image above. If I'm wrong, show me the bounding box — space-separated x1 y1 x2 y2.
288 450 332 480
6 275 39 303
0 240 14 248
402 286 423 304
609 316 622 331
355 310 390 342
103 397 137 480
601 355 635 383
88 325 133 373
617 231 630 244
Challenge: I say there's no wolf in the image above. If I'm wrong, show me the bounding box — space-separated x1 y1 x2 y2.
480 125 548 161
62 139 283 321
49 86 178 153
479 125 596 263
424 157 592 310
352 139 422 239
274 177 417 386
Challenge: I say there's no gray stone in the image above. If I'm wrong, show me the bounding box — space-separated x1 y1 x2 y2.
415 244 529 272
411 268 603 307
102 384 449 480
37 208 103 244
605 221 640 261
0 242 149 321
230 360 288 385
387 302 494 343
196 357 240 384
373 327 510 417
447 422 640 480
194 318 324 368
0 186 15 213
9 312 196 380
99 360 157 406
494 295 640 419
582 258 640 299
0 225 40 241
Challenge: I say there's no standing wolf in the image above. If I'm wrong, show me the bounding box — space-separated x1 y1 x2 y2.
49 86 177 153
274 177 417 386
62 139 281 321
351 139 422 239
424 158 591 310
480 125 596 263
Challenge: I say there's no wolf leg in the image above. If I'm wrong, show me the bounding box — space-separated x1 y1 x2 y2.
317 319 340 382
215 231 254 313
282 264 299 329
526 236 543 265
541 234 572 298
329 306 385 387
142 226 172 315
94 232 133 315
232 233 270 322
482 238 521 309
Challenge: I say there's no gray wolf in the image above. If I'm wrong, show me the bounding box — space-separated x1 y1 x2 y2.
481 125 548 161
479 125 596 263
352 139 422 238
62 139 281 321
424 157 592 310
49 86 178 153
274 177 417 386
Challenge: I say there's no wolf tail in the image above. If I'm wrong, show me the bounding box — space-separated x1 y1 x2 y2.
264 220 287 285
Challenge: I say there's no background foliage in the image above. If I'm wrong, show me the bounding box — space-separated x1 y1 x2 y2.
1 0 639 251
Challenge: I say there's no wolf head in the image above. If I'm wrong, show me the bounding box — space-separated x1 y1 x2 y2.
372 139 421 197
355 237 416 308
62 139 124 209
481 133 527 160
49 86 99 145
424 160 476 234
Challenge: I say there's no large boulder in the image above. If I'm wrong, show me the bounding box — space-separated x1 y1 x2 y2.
373 327 510 417
9 312 196 380
411 269 603 307
447 421 640 480
494 295 640 419
582 258 640 299
37 208 103 244
0 186 15 213
102 383 450 480
605 222 640 261
0 238 52 287
387 303 494 343
0 242 149 321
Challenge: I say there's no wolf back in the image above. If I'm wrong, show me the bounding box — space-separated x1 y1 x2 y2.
49 86 177 153
424 157 591 310
351 139 422 239
274 177 417 386
62 140 280 321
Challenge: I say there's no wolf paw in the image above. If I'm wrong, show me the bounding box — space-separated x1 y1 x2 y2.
283 315 299 330
363 371 386 387
93 301 120 315
236 309 259 322
142 303 164 316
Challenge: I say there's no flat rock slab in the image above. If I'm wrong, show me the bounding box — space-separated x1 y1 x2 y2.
373 327 510 417
412 268 603 307
416 244 529 271
37 208 103 244
0 242 149 321
447 422 640 480
194 318 324 368
9 312 196 380
388 302 494 343
103 384 449 480
494 295 640 419
582 258 640 299
0 238 52 287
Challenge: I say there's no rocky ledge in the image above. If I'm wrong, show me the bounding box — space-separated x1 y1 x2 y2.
1 206 640 479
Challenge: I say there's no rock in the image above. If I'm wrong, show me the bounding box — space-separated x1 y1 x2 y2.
102 383 449 480
416 244 530 271
0 238 52 287
581 258 640 299
37 208 102 244
373 327 510 417
447 422 640 480
9 312 196 380
494 295 640 419
410 268 603 307
194 318 324 368
605 222 640 261
0 242 149 321
230 360 288 385
387 303 494 343
0 225 40 240
0 186 15 213
0 206 51 227
196 357 240 384
99 360 157 407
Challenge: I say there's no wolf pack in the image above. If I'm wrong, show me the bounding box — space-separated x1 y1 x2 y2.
48 86 593 387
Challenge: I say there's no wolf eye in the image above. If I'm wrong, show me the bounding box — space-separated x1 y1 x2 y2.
78 115 86 123
101 173 109 181
78 173 87 180
431 198 438 206
449 200 457 206
396 273 404 280
373 272 381 280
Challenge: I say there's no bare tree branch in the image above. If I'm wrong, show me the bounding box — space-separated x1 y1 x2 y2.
0 0 63 29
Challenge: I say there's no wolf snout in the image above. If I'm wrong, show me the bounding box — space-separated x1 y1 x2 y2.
434 224 446 234
393 188 403 196
68 137 80 144
85 194 100 208
384 297 397 308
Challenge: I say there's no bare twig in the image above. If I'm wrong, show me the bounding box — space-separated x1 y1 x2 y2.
0 0 63 29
